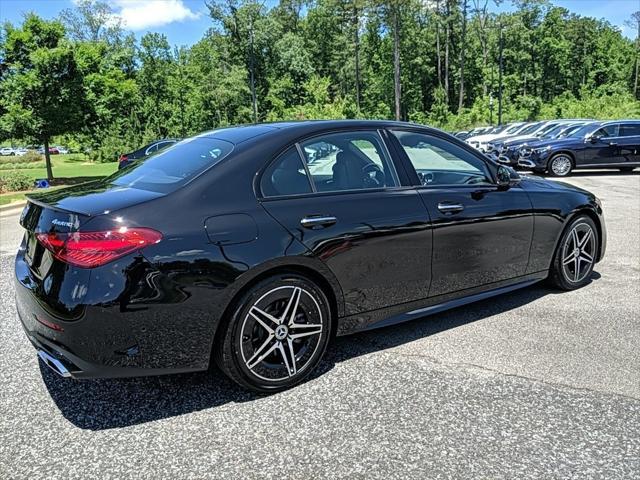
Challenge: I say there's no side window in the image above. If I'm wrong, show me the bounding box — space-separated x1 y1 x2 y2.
299 131 398 192
261 147 312 197
620 124 640 137
391 131 493 186
594 124 620 138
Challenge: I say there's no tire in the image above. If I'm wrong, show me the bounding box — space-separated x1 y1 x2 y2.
215 273 332 393
619 167 635 172
548 215 598 290
548 154 573 177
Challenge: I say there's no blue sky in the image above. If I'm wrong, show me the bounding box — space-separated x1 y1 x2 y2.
0 0 638 47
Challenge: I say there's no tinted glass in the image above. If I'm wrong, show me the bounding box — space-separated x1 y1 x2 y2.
109 137 233 193
537 123 561 135
261 147 312 197
518 123 541 135
568 124 598 138
392 131 492 186
299 131 398 192
620 124 640 136
593 124 620 137
539 124 565 138
505 124 523 134
490 125 509 134
556 124 582 138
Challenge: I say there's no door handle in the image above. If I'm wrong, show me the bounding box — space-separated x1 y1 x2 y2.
300 216 337 228
437 202 464 214
609 142 618 146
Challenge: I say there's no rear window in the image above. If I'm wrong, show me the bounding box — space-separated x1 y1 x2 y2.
109 137 233 193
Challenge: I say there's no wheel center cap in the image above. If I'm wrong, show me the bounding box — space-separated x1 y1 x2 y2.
574 248 580 257
275 325 289 340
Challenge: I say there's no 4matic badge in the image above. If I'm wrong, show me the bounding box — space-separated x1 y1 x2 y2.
51 217 80 229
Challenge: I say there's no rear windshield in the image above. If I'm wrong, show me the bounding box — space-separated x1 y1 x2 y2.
108 137 233 193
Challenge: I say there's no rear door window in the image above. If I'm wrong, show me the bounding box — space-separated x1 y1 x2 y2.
299 131 398 192
620 124 640 137
261 147 312 197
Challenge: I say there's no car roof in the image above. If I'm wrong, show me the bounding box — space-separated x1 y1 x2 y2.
195 120 432 145
600 119 640 125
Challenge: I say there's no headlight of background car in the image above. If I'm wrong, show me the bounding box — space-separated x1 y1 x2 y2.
532 146 552 153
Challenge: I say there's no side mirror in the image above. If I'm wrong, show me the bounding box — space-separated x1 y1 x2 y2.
588 135 602 144
496 165 520 189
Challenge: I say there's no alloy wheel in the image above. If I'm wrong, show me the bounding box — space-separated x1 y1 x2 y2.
561 223 596 283
239 286 324 382
550 155 572 176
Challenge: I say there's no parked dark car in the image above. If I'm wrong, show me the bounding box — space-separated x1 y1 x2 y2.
518 120 640 176
15 120 606 392
118 139 179 169
37 146 59 155
492 122 591 166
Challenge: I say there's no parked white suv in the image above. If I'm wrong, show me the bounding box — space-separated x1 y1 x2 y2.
0 147 15 156
465 122 527 152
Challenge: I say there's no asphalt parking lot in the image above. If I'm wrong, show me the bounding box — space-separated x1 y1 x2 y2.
0 171 639 479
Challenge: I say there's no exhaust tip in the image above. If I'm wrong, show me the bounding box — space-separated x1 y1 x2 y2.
37 350 72 378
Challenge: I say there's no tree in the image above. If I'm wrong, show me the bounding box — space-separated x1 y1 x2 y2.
0 15 86 180
626 11 640 98
59 0 123 44
458 0 468 111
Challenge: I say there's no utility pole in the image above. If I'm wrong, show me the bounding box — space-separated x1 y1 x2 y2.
354 3 361 114
393 4 401 121
249 16 257 123
498 22 503 125
636 12 640 99
489 93 493 125
458 0 468 112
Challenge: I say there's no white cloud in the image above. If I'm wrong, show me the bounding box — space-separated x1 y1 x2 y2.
113 0 200 31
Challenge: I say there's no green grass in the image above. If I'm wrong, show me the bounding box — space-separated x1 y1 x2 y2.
0 186 67 206
0 192 27 206
0 154 117 202
11 153 117 180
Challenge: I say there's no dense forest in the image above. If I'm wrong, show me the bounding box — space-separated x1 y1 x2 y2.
1 0 639 167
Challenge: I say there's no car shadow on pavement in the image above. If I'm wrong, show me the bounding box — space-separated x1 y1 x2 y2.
550 170 639 177
42 274 598 430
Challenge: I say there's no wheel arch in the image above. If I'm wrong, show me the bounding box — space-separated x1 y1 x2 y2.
574 207 604 262
209 259 344 366
552 207 604 265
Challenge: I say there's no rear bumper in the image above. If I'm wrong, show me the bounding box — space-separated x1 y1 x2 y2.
17 292 204 379
14 246 213 379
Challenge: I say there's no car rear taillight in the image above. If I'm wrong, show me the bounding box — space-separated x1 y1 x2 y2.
119 154 128 163
36 228 162 268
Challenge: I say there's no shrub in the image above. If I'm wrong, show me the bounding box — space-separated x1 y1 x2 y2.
0 150 42 165
0 161 46 170
0 171 32 193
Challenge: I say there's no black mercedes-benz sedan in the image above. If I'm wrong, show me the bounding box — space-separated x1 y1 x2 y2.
15 120 606 392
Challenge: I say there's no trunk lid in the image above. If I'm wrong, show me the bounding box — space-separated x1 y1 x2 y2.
26 180 165 217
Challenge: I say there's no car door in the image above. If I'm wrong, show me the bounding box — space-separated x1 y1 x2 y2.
583 123 620 166
618 123 640 166
259 130 433 315
388 129 534 297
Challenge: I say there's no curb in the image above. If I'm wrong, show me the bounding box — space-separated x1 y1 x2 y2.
0 201 26 215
